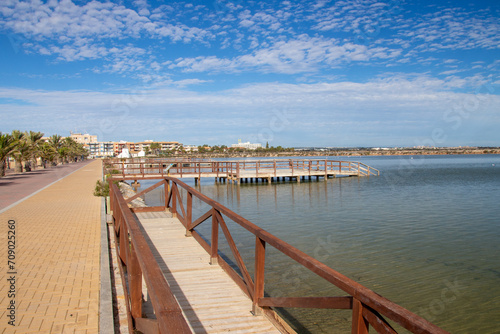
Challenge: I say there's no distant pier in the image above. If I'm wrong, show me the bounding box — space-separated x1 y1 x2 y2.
104 158 380 184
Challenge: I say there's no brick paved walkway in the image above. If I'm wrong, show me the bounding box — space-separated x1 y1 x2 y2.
0 161 95 211
0 160 103 333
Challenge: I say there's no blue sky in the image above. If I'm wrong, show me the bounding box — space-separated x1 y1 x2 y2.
0 0 499 147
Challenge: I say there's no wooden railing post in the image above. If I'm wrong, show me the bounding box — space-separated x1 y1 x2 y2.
210 208 219 265
164 180 170 209
129 243 143 320
186 191 193 236
171 183 177 217
119 220 127 263
352 298 369 334
253 236 266 315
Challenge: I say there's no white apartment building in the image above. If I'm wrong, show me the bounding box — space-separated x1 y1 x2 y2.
231 141 262 150
88 142 115 158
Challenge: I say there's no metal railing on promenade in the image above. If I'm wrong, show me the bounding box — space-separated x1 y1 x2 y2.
108 175 449 334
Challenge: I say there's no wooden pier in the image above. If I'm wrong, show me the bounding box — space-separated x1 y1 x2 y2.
109 175 450 334
105 158 380 184
137 211 284 333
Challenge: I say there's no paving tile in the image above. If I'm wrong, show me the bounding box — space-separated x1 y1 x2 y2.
0 160 102 333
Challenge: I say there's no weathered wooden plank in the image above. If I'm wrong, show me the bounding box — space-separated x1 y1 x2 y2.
137 213 282 334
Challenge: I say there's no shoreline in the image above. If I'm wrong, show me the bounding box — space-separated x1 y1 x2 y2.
163 148 500 159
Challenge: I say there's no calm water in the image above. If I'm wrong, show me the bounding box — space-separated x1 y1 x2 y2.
140 154 500 333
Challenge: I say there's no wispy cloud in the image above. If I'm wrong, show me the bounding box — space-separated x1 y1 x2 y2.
1 74 497 145
0 0 498 146
169 36 402 74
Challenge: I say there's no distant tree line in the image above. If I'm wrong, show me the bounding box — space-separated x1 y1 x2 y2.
0 130 88 177
138 143 294 157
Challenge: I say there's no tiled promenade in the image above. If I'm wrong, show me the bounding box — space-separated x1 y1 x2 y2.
0 160 103 333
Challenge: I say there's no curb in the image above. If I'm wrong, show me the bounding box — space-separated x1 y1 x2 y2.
99 196 115 333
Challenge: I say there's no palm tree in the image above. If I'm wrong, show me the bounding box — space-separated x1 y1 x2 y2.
62 137 80 162
0 132 18 177
39 142 57 168
150 142 161 156
10 130 26 173
10 131 45 172
26 131 44 170
48 134 63 165
13 139 32 172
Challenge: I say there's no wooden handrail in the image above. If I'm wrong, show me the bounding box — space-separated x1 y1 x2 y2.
159 176 448 334
104 158 380 180
109 181 191 334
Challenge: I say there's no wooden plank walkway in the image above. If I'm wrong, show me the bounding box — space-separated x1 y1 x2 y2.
105 159 380 185
228 168 358 183
136 211 282 334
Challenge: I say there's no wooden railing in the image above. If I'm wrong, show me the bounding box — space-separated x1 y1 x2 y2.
223 159 379 177
104 158 380 179
109 175 448 334
109 181 191 333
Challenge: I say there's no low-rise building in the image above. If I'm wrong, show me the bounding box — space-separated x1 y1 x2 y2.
68 132 183 157
231 141 262 150
70 132 97 145
88 142 115 158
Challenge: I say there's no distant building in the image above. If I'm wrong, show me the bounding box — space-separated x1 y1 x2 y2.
88 142 114 158
74 134 183 158
184 145 198 152
69 132 97 145
231 141 262 150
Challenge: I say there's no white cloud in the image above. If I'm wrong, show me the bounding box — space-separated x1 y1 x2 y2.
396 7 500 51
170 36 402 74
0 0 212 52
0 0 498 146
1 74 498 145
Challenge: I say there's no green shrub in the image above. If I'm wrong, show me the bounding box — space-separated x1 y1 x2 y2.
93 180 109 197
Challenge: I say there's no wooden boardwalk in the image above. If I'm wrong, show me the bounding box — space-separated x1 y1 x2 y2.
109 176 450 334
227 168 358 184
105 158 380 185
136 211 282 333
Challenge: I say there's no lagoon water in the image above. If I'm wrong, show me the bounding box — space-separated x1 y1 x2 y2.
140 154 500 333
